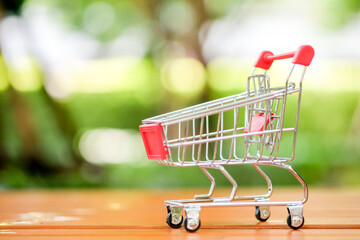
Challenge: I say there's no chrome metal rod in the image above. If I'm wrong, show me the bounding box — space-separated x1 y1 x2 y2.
215 165 238 202
194 167 216 199
252 164 273 198
167 128 296 148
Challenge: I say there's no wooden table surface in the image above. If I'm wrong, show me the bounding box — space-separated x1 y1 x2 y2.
0 188 359 239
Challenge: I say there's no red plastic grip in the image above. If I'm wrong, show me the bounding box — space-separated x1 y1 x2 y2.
139 123 168 160
292 45 315 66
254 45 314 70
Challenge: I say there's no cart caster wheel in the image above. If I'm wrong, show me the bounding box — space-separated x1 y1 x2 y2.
184 217 201 233
166 212 183 229
255 206 270 222
287 214 304 230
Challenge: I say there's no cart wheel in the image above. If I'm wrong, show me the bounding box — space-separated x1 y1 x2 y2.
287 214 304 230
184 217 201 233
166 212 183 229
255 206 270 222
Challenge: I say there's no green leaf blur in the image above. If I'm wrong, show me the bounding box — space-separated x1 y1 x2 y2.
0 0 359 189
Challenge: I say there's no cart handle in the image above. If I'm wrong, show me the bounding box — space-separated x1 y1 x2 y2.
254 45 314 70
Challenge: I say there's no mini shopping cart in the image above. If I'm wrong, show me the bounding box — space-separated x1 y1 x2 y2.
139 45 315 232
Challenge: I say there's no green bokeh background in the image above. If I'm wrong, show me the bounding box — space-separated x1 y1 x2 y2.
0 0 359 189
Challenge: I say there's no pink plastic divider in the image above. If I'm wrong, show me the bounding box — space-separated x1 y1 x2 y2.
243 113 273 136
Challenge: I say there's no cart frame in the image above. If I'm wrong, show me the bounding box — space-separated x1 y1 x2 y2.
140 45 314 232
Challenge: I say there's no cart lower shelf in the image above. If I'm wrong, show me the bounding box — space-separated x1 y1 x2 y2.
165 197 305 232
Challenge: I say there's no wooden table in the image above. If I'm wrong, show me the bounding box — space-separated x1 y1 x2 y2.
0 188 359 239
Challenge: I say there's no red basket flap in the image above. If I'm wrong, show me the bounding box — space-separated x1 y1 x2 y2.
139 123 168 160
244 113 272 134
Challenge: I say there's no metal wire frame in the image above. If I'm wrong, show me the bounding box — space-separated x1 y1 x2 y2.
147 64 309 221
164 162 308 208
146 65 306 168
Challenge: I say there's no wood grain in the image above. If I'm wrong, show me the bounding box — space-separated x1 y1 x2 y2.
0 188 359 239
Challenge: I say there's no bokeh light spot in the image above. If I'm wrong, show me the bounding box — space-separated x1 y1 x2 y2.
79 128 146 165
8 57 42 92
159 0 196 35
161 58 206 97
83 2 116 35
0 56 10 91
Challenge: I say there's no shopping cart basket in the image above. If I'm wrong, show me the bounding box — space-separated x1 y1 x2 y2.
139 45 315 232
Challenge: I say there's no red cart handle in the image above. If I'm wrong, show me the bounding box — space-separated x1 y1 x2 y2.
254 45 314 70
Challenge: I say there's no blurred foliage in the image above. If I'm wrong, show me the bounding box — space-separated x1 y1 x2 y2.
0 0 24 15
319 0 360 29
0 0 359 189
1 56 359 189
54 0 145 42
